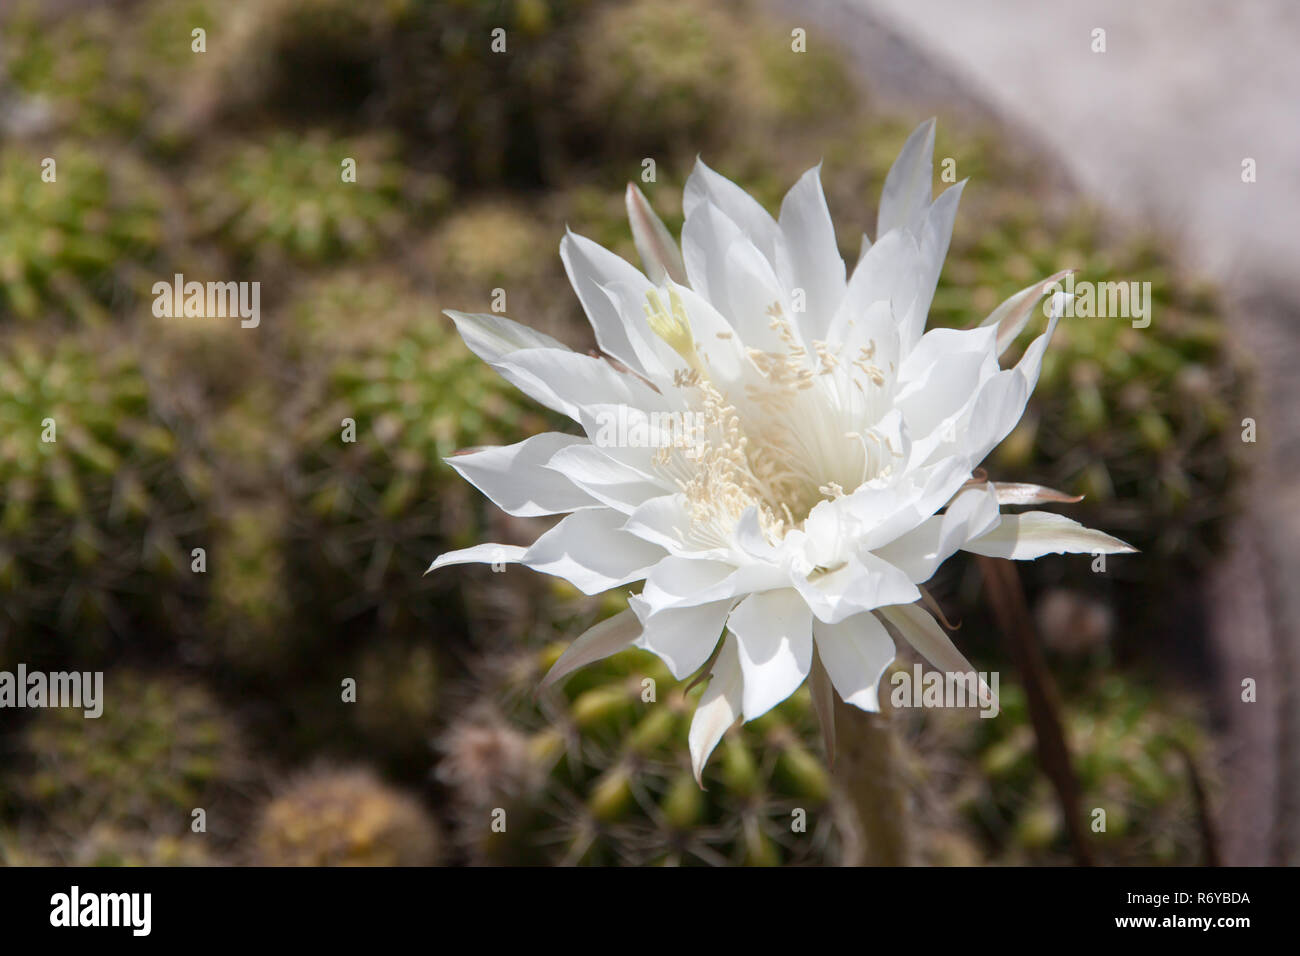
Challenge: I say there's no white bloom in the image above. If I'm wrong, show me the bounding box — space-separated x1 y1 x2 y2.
430 120 1134 782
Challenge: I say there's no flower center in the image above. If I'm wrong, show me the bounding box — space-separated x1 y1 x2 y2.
644 293 900 549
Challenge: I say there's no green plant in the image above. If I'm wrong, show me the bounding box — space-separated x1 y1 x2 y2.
250 766 440 865
967 673 1210 864
2 1 219 142
289 276 548 633
8 671 249 839
205 498 294 674
442 592 841 866
0 334 209 660
0 145 163 323
192 132 434 267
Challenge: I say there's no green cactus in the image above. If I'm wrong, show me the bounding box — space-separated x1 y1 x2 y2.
165 0 412 135
575 0 761 158
6 671 250 847
941 206 1245 570
0 144 164 323
2 0 221 143
440 591 842 866
433 202 554 289
382 0 591 186
962 673 1210 865
289 273 549 634
351 643 442 761
250 766 440 866
2 822 222 867
0 333 209 661
205 498 294 674
191 132 438 267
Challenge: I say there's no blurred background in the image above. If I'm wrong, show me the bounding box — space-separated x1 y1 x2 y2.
0 0 1289 865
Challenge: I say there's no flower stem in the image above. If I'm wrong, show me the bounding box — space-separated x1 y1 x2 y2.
831 695 912 866
978 555 1095 865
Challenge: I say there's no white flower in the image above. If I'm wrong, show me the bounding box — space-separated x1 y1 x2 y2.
430 120 1134 782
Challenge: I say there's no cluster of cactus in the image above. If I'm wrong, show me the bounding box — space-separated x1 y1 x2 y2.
380 0 589 186
0 0 1243 869
574 0 857 160
964 673 1210 865
171 0 409 131
1 1 219 142
1 822 221 867
250 767 440 866
437 591 841 866
575 0 763 157
0 334 209 662
0 144 163 323
204 498 294 675
191 132 432 267
3 672 250 850
433 202 555 289
290 272 550 633
940 201 1245 570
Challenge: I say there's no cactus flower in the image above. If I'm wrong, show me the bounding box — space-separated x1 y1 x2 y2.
430 120 1134 782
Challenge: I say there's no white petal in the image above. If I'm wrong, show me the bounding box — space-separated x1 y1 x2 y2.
683 157 782 265
447 433 596 517
962 511 1136 560
991 482 1083 506
427 542 524 573
625 183 686 285
733 505 781 562
523 509 665 593
688 634 743 785
573 401 698 480
559 230 669 377
960 309 1061 467
829 229 922 353
727 589 814 719
848 455 974 552
979 270 1072 355
792 550 921 623
629 594 732 680
894 328 999 439
665 280 747 384
681 202 790 353
877 118 936 238
444 309 568 365
778 164 846 341
622 494 699 555
813 612 895 712
639 557 786 613
900 179 965 352
491 347 664 422
639 556 736 609
877 603 996 709
539 608 641 690
898 322 1000 383
872 482 1001 583
544 440 670 513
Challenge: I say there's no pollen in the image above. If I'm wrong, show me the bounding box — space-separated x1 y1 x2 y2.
648 306 898 549
644 289 702 372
